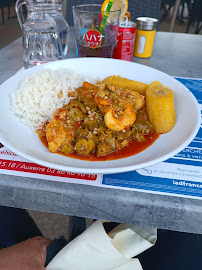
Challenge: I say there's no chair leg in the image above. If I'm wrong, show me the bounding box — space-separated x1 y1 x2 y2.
197 24 202 34
8 5 11 20
195 21 201 34
186 0 192 15
1 8 5 24
185 21 192 33
179 1 187 22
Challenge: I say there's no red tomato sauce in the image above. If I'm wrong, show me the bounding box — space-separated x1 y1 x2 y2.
39 133 159 161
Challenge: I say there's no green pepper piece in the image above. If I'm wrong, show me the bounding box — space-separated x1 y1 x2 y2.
61 144 73 155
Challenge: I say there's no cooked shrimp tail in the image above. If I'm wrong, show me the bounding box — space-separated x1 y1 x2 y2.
104 101 136 132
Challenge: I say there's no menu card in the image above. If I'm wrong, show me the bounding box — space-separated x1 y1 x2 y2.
0 77 202 199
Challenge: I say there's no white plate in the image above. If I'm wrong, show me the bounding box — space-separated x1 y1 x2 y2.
0 58 200 174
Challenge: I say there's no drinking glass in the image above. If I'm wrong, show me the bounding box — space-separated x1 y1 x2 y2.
72 4 120 58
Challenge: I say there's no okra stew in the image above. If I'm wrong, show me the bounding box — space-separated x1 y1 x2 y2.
37 81 159 161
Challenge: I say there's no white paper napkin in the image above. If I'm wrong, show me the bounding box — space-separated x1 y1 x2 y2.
46 220 157 270
108 223 157 259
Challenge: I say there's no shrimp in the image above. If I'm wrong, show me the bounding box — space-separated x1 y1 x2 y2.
46 119 66 152
125 89 145 111
94 88 111 106
107 84 145 111
104 100 136 132
46 108 74 153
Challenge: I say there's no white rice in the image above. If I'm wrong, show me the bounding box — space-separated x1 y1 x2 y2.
10 68 98 129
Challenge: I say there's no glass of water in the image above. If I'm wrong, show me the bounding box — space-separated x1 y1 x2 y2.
22 20 62 69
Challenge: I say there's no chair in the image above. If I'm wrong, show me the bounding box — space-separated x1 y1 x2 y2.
0 0 8 24
185 0 202 34
0 0 16 24
7 0 17 20
66 0 161 27
161 0 192 23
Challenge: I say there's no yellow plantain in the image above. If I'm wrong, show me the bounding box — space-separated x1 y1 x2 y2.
146 81 176 133
102 75 148 96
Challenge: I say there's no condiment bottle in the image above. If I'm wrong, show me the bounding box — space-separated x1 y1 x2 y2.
133 17 158 58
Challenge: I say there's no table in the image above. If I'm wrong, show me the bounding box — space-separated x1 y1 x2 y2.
0 30 202 234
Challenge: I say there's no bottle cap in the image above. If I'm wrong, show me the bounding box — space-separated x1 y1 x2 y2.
136 17 158 30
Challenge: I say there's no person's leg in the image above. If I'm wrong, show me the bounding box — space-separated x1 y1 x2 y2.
137 229 202 270
46 216 87 266
67 216 86 242
0 205 42 249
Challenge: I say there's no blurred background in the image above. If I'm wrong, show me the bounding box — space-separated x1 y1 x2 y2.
0 0 201 239
0 0 201 49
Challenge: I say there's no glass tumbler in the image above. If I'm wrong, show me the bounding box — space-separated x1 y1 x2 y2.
72 4 121 58
22 20 62 69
